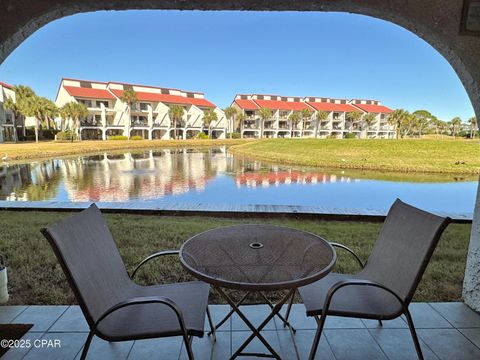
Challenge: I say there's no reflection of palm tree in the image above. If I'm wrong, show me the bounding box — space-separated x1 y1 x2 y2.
14 161 62 201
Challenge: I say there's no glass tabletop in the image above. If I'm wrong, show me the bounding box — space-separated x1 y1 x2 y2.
180 224 336 291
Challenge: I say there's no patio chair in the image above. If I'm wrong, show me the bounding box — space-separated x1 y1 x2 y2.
41 204 212 360
297 199 450 360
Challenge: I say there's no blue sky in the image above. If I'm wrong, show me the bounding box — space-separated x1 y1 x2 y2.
0 10 474 121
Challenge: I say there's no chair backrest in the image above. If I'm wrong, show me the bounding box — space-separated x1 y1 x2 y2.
41 204 131 327
361 199 450 304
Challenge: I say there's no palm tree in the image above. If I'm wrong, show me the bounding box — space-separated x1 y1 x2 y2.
38 97 58 131
315 110 329 138
203 109 218 139
449 117 462 139
468 116 477 139
10 85 36 139
236 112 246 138
22 96 44 142
388 109 411 139
168 104 184 140
300 109 313 137
346 111 362 133
363 113 377 135
120 89 138 139
59 102 73 131
3 98 19 142
258 107 272 139
223 106 237 138
71 102 88 141
288 111 301 138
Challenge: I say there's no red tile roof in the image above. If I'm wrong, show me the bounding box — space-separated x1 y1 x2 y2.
64 86 115 100
306 102 361 113
235 99 259 110
110 90 215 108
351 103 393 113
253 99 312 111
0 81 13 89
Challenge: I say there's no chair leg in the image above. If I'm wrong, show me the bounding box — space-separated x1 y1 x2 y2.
183 334 194 360
206 306 216 342
308 313 328 360
80 330 94 360
404 308 424 360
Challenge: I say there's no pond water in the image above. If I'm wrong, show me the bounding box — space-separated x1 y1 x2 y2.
0 147 477 214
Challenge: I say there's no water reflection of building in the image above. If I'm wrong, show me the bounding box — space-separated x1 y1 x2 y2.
235 170 355 188
63 148 228 202
0 160 62 201
0 148 360 202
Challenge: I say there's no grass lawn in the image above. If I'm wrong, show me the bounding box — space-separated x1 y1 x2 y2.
0 139 250 164
229 138 480 174
0 211 471 305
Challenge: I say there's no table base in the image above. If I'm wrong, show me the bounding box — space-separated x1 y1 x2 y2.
213 287 298 360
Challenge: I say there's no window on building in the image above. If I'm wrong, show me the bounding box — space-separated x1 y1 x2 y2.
240 95 248 100
140 102 149 111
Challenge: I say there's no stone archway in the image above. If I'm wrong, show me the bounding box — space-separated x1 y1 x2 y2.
0 0 479 310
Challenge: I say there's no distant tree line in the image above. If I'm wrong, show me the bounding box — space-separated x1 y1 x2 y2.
388 109 478 139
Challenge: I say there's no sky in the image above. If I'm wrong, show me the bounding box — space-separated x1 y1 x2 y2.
0 10 475 121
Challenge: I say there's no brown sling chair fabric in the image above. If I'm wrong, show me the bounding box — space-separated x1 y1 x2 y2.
41 204 210 359
297 199 450 360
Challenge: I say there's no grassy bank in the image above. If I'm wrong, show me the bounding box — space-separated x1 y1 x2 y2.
229 139 480 174
0 139 251 164
0 211 470 305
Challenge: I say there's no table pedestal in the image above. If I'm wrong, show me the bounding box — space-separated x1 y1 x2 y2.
214 287 297 359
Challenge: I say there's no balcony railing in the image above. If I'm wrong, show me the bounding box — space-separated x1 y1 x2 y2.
131 120 149 127
80 120 102 127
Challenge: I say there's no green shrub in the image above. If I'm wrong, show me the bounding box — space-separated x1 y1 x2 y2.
56 130 77 141
131 135 143 140
41 129 60 140
196 132 209 139
108 135 128 140
229 132 241 139
327 134 338 139
344 132 357 139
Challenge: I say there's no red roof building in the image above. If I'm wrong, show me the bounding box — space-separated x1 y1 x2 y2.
0 81 13 89
349 102 393 113
55 78 226 141
109 89 215 108
64 86 116 100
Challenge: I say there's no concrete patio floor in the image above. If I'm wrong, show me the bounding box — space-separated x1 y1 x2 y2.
1 302 480 359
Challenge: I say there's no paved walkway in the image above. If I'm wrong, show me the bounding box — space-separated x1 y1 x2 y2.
1 302 480 359
0 201 472 223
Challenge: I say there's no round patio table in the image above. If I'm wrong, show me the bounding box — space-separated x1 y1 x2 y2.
180 224 336 359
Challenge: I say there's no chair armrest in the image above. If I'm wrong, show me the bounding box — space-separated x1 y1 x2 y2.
131 250 180 279
323 279 406 316
93 295 188 337
329 242 365 268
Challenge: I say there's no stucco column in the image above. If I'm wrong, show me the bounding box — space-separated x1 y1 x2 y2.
463 177 480 311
